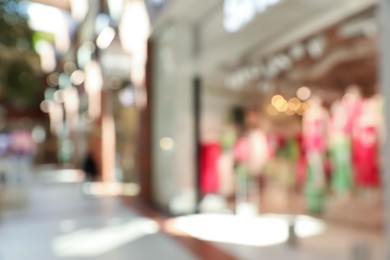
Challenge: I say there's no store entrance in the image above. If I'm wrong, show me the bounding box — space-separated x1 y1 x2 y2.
197 6 383 230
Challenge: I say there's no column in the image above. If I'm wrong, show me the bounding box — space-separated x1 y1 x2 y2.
152 23 197 214
379 0 390 257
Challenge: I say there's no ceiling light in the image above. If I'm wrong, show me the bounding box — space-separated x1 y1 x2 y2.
289 43 305 61
96 27 116 49
307 36 326 59
119 0 150 54
107 0 124 23
71 70 85 86
297 87 311 100
40 100 50 113
160 137 174 151
77 41 96 69
70 0 89 22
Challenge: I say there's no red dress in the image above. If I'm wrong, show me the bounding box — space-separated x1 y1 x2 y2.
200 143 221 194
353 125 380 187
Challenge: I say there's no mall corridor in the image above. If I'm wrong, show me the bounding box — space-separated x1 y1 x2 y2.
1 0 390 259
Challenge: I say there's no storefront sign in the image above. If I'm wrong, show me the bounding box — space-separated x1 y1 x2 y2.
224 0 281 32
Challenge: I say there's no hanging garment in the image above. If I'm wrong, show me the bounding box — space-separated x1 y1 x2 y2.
303 103 327 214
217 151 235 197
233 137 250 163
304 152 326 214
200 142 221 194
330 136 353 193
247 129 269 176
329 105 353 194
353 125 380 187
304 118 326 152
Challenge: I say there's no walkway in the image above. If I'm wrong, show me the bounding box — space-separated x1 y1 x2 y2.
0 167 385 259
0 168 197 260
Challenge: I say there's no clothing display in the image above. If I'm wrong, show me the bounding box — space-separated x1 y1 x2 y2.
199 89 383 218
217 152 235 197
329 101 353 194
220 127 237 152
353 126 379 187
353 99 380 188
303 99 327 214
330 138 353 193
246 129 269 176
233 137 250 163
200 142 221 194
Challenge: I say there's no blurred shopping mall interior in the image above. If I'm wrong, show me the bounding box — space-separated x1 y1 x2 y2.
0 0 389 259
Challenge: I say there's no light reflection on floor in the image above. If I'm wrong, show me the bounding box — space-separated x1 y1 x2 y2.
52 218 159 257
82 182 140 197
37 169 84 183
34 168 140 198
0 180 197 260
172 213 326 247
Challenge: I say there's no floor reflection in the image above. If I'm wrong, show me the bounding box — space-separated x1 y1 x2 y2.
172 213 325 247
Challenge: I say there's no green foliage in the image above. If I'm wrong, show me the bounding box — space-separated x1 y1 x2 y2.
0 0 43 109
0 0 34 51
5 60 40 108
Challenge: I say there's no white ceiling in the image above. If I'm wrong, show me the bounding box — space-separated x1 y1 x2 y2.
153 0 379 84
197 0 378 77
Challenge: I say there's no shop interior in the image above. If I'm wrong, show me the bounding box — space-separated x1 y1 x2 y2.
199 7 383 229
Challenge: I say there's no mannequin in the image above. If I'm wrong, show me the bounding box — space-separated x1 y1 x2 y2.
343 86 363 134
329 99 353 195
234 107 268 216
353 95 381 188
218 124 237 198
303 96 328 214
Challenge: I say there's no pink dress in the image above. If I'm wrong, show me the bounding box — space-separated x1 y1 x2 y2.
304 119 326 152
343 98 362 134
233 137 250 163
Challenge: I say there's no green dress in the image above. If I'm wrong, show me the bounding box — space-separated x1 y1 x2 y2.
330 135 353 194
304 152 326 215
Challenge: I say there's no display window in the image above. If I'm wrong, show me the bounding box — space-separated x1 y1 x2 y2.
198 7 383 228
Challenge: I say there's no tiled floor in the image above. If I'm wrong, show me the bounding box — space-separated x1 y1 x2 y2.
169 212 385 260
0 167 386 260
0 175 197 260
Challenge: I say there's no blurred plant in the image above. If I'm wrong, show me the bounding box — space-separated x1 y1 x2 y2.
0 0 43 109
0 0 33 50
5 60 40 108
